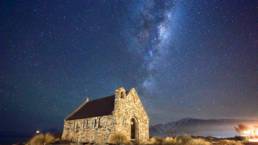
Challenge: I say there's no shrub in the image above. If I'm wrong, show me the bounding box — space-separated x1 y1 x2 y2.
147 137 157 144
162 137 176 145
146 137 164 145
186 138 211 145
146 136 211 145
109 133 129 145
175 135 193 145
213 140 243 145
26 133 56 145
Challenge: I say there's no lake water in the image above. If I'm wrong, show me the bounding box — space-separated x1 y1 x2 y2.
0 136 28 145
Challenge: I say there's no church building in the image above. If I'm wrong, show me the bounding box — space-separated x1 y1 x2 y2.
61 87 149 144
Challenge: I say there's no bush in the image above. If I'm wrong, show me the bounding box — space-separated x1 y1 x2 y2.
26 133 56 145
147 137 157 144
109 133 129 145
213 140 243 145
175 135 193 145
162 137 176 145
186 138 211 145
146 136 210 145
146 137 165 145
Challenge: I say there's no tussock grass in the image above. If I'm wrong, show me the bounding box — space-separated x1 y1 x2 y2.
26 133 57 145
109 133 129 145
145 135 211 145
213 139 243 145
162 137 177 145
185 138 211 145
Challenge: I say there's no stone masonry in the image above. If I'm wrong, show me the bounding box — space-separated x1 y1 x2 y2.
61 87 149 144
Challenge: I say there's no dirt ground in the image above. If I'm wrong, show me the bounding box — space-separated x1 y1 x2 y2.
245 143 258 145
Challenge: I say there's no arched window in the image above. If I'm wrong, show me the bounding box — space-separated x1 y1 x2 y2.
73 122 75 131
94 119 97 128
120 91 124 98
75 123 79 132
83 120 88 129
98 118 102 128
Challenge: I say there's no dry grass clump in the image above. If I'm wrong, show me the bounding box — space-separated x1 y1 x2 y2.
175 135 193 145
146 137 163 145
146 136 211 145
162 137 176 145
147 137 158 144
185 138 211 145
175 135 211 145
213 139 243 145
26 133 57 145
109 133 129 145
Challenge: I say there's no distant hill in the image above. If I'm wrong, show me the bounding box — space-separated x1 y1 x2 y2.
150 118 258 138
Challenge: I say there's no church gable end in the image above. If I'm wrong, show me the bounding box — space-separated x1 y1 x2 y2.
62 87 149 144
113 87 149 143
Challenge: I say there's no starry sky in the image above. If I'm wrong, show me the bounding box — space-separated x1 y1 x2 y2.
0 0 257 133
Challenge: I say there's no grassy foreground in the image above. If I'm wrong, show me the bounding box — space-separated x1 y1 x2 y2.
15 133 255 145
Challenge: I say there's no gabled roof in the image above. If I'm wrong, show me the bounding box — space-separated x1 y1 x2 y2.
66 95 115 120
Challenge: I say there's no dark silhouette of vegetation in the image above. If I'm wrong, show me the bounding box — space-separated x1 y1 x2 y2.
26 133 58 145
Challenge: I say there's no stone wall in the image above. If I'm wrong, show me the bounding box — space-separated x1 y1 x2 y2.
62 115 115 143
113 87 149 143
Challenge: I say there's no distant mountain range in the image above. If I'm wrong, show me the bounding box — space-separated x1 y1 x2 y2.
150 118 258 138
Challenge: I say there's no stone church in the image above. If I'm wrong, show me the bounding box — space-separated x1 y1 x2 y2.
61 87 149 144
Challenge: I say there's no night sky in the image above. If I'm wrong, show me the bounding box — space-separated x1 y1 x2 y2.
0 0 257 133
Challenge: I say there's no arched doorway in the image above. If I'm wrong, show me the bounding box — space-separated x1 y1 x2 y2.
130 118 137 140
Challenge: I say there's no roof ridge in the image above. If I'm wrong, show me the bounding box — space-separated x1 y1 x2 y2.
89 94 115 102
65 98 90 120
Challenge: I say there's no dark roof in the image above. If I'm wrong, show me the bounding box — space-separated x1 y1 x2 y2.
66 95 115 120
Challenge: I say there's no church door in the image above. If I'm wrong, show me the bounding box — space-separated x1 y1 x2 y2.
130 118 137 140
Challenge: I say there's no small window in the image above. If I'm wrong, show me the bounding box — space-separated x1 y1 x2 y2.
75 123 79 132
94 119 97 128
98 118 102 128
83 120 87 129
73 122 75 130
121 91 125 98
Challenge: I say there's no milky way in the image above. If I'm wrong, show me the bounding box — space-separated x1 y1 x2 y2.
125 0 176 92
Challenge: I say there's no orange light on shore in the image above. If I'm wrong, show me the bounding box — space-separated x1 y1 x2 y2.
249 138 258 143
235 124 258 142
